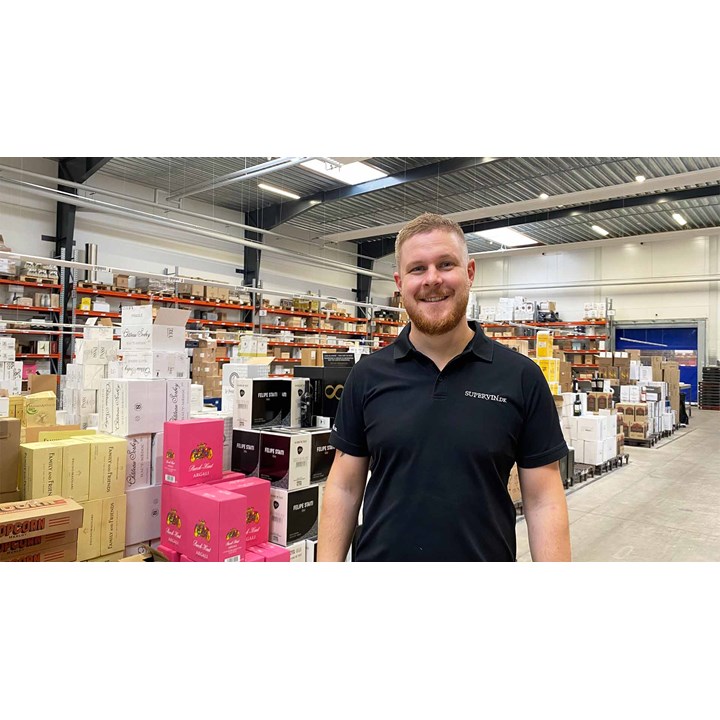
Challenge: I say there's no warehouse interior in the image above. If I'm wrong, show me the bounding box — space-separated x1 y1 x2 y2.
1 155 719 567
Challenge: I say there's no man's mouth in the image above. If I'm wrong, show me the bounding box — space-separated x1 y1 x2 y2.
420 295 450 303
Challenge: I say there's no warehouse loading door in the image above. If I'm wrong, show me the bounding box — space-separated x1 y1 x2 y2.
615 326 699 402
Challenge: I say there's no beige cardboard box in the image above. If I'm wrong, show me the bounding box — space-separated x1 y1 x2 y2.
77 498 103 561
86 550 124 562
35 428 93 442
28 374 58 395
0 496 84 542
629 421 648 440
24 392 57 428
9 396 26 426
5 541 78 562
0 528 77 561
58 440 91 503
78 435 127 500
20 441 64 500
101 494 127 556
0 418 20 495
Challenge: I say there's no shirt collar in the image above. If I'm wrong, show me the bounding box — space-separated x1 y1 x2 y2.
393 320 495 362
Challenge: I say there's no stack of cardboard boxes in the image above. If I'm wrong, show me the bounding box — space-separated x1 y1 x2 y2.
192 338 222 398
159 416 290 562
558 392 623 465
0 336 22 397
0 495 84 562
229 375 333 562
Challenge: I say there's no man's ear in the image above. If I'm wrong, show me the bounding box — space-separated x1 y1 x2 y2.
394 272 402 292
467 258 476 285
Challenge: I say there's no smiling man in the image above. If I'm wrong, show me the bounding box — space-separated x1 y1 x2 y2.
317 212 571 562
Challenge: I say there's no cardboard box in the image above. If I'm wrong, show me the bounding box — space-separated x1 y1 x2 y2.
125 484 161 546
59 439 90 503
259 429 311 490
0 528 77 561
245 549 265 562
251 541 290 562
160 484 185 553
232 377 304 430
28 374 58 394
0 496 84 542
24 391 57 428
231 428 262 477
165 378 191 423
80 435 127 500
0 418 20 495
629 421 649 440
269 485 319 546
20 441 65 500
5 541 77 562
163 418 224 486
151 431 163 485
110 379 167 436
307 428 334 482
287 539 306 562
125 434 152 490
77 498 103 561
180 485 247 562
212 476 271 548
101 494 127 556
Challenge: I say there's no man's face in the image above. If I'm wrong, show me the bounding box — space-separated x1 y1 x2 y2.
394 229 475 336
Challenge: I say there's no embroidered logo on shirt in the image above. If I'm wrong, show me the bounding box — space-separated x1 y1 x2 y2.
465 391 508 403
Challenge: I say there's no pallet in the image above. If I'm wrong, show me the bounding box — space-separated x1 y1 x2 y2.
77 281 112 291
111 286 143 294
19 276 58 285
623 433 661 448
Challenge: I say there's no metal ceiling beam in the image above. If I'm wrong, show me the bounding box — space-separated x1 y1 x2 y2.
320 165 720 244
250 157 507 231
459 184 720 235
165 156 338 201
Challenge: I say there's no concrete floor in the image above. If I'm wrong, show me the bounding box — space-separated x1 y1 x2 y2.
516 408 720 561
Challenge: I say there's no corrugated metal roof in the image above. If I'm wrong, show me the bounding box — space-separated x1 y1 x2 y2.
97 157 720 254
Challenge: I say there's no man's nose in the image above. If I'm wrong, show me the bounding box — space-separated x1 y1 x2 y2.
423 265 442 285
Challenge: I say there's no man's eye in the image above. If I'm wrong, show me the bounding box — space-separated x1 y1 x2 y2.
409 267 424 273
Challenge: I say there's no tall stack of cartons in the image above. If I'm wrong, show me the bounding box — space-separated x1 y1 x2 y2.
533 330 561 395
63 321 118 428
110 304 192 557
558 393 618 465
192 338 222 399
228 374 317 561
662 361 681 420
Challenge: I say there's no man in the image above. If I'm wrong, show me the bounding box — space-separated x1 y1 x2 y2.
318 213 571 561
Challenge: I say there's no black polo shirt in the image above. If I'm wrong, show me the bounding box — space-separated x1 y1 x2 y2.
329 321 568 562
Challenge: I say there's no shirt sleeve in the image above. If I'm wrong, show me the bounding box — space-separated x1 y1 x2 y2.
329 363 370 457
515 359 569 468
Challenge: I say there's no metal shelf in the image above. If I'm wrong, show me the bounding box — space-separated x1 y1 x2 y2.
0 278 61 289
0 304 59 313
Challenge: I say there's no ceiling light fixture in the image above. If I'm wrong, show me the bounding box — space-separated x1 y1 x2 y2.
672 212 687 226
470 227 540 248
635 175 646 182
591 225 610 236
309 199 321 205
257 183 301 200
302 159 387 185
539 193 549 200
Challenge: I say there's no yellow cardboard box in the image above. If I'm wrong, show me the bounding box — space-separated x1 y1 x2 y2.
77 498 103 561
57 440 91 503
19 441 64 500
6 541 78 562
101 494 127 556
77 436 127 500
86 550 124 562
0 528 77 561
24 392 57 428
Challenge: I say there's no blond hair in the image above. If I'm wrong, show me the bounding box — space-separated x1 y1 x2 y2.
395 212 468 268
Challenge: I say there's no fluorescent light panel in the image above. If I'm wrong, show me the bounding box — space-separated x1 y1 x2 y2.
471 227 539 248
302 159 387 185
591 225 610 236
257 182 300 200
672 212 687 226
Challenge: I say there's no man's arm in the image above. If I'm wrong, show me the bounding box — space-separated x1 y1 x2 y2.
317 450 369 562
518 461 571 561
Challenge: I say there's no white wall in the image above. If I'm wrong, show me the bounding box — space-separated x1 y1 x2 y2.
469 234 720 363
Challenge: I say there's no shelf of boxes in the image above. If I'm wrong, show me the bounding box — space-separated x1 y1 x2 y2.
0 278 62 290
260 325 365 337
76 309 122 319
15 353 61 359
195 319 254 329
373 319 406 327
272 358 302 363
263 307 365 323
0 304 60 313
267 341 350 349
373 332 402 339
